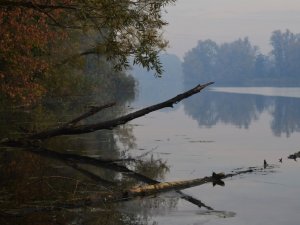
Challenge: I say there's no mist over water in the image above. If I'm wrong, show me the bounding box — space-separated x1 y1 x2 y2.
131 57 300 224
164 0 300 58
1 1 300 223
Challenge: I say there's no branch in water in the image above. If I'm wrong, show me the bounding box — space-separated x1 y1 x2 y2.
28 82 214 139
0 167 268 216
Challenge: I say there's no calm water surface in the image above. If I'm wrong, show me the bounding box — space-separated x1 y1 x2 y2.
1 87 300 225
129 87 300 225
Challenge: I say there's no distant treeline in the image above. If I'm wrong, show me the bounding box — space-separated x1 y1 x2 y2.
183 30 300 87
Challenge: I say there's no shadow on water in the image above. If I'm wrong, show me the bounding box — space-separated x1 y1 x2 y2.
0 80 173 225
183 90 300 137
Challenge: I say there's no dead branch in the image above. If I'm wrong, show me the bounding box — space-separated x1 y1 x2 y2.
0 168 265 216
124 166 273 197
124 172 226 198
28 82 213 139
2 142 212 209
0 82 214 210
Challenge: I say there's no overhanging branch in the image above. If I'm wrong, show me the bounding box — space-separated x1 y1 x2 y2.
29 82 214 139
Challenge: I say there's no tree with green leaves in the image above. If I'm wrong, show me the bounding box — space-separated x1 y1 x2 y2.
270 29 300 78
216 38 257 82
183 40 218 87
0 0 176 103
183 38 257 86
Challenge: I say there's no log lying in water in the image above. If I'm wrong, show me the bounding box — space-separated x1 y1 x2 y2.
1 173 222 216
123 168 267 199
0 173 225 216
124 172 226 198
1 168 263 216
10 144 213 209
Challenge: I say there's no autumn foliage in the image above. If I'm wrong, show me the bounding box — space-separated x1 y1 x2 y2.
0 1 69 104
0 0 175 104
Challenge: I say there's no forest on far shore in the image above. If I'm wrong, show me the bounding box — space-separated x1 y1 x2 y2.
183 30 300 87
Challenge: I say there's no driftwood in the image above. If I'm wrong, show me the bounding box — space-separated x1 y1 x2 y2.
0 168 266 216
26 82 213 139
125 167 269 198
124 172 226 198
9 144 212 209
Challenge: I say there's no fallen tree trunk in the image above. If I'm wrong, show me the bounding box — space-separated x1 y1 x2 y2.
27 82 213 139
1 168 263 216
124 172 226 198
5 144 212 209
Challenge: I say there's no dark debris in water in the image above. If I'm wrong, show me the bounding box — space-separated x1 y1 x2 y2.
230 164 278 178
288 151 300 161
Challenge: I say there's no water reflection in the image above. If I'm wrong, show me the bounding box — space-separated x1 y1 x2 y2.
0 84 173 224
271 97 300 137
183 89 300 137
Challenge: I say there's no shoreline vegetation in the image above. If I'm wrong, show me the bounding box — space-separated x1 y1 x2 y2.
183 30 300 88
208 78 300 87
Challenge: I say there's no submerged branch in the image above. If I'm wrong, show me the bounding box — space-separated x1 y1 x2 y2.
0 167 268 216
2 142 212 209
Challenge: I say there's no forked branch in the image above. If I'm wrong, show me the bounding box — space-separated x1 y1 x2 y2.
28 82 214 139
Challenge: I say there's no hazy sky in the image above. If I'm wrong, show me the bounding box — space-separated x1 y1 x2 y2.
163 0 300 58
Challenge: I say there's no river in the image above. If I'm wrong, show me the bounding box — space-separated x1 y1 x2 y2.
1 85 300 225
128 86 300 225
